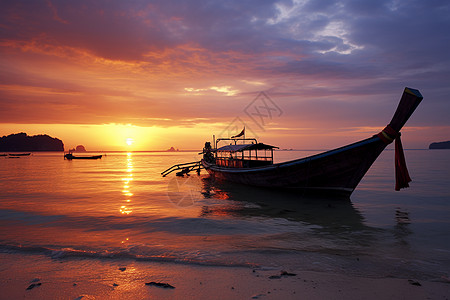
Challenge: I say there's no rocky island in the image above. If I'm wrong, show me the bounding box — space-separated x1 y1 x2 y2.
69 145 87 152
0 133 64 152
429 141 450 149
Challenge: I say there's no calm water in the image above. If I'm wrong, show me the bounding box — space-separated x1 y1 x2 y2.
1 150 449 280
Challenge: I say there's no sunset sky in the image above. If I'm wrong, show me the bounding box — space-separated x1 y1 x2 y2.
1 0 449 151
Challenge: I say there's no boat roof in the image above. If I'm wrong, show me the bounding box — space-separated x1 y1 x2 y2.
215 143 278 152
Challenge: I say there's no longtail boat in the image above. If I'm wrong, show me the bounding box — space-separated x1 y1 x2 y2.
8 153 31 156
64 153 102 160
164 87 423 197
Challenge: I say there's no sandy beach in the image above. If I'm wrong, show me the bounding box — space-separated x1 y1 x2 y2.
1 252 449 300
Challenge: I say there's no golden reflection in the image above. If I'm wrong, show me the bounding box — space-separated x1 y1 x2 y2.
120 152 134 215
120 205 132 215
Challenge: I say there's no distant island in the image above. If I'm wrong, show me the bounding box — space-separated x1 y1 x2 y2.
69 145 87 152
429 141 450 149
0 132 64 151
167 146 179 152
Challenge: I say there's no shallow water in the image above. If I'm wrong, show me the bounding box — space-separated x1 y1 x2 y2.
0 150 449 280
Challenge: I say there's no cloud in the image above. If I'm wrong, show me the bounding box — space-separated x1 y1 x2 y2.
0 0 449 147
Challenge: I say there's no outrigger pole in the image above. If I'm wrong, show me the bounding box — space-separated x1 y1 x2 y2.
161 161 203 177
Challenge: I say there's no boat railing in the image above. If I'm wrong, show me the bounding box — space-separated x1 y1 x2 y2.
216 156 272 161
215 157 273 168
216 150 273 160
241 155 272 161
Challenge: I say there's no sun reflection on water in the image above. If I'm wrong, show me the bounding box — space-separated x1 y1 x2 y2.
120 152 133 215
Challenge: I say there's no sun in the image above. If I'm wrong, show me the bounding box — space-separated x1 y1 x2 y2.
126 138 134 146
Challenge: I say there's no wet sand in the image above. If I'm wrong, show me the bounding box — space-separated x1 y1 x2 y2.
1 252 449 300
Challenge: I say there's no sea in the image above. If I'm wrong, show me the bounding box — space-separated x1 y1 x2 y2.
1 150 449 281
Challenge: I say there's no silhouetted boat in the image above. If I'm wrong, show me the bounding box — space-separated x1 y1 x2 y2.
64 153 102 160
8 153 31 156
197 87 423 196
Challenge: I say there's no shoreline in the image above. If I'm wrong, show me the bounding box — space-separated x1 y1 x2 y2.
1 252 449 300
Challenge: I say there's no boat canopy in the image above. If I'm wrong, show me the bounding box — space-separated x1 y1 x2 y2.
215 143 278 152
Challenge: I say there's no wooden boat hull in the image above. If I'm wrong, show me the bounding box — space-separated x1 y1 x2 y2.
64 154 102 160
8 153 31 156
202 87 423 196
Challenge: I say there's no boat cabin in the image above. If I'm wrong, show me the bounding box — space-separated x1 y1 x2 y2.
211 138 278 168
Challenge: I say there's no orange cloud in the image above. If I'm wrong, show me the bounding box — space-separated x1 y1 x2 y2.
0 0 448 150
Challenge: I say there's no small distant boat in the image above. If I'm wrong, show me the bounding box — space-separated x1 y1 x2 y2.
64 153 102 160
0 154 7 157
8 153 31 157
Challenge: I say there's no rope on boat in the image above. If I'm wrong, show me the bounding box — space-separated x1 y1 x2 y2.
377 125 412 191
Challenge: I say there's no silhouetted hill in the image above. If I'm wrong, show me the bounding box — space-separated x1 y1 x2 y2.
75 145 87 152
0 133 64 151
429 141 450 149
